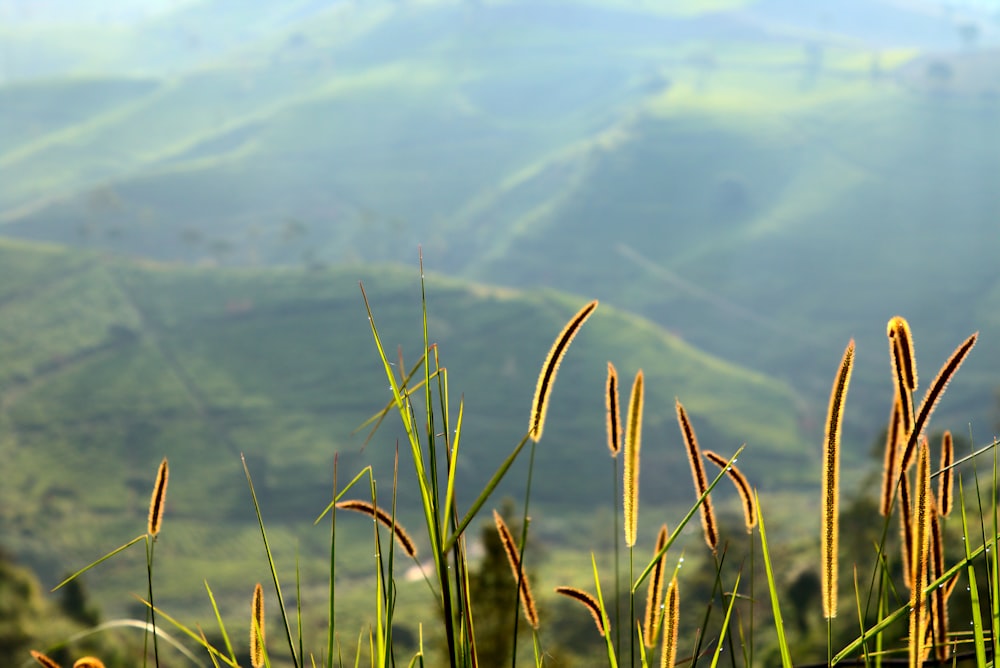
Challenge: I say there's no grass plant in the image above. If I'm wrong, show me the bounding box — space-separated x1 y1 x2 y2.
35 271 1000 668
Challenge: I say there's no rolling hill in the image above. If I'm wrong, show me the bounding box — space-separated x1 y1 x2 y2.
0 238 803 620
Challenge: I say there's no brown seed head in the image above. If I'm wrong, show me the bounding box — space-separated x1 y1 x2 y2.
643 524 670 647
555 586 605 636
251 582 265 668
73 660 106 668
704 450 756 531
677 399 717 551
606 361 622 457
30 652 61 668
494 509 539 628
529 300 598 441
659 576 680 668
821 339 854 619
147 457 169 537
336 499 418 557
624 370 644 547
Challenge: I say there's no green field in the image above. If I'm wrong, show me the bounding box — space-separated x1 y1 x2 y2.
0 240 804 632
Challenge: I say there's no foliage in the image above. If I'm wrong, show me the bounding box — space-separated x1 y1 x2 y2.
18 269 999 668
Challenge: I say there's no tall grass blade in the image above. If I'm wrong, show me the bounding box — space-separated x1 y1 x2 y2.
51 534 146 591
960 476 987 667
204 581 239 666
708 571 741 668
591 553 620 668
444 434 531 553
632 447 744 593
757 494 793 668
243 453 299 668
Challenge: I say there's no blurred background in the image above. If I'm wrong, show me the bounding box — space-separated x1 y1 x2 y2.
2 0 999 663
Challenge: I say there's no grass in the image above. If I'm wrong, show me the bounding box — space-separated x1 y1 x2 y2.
0 241 804 639
22 263 1000 668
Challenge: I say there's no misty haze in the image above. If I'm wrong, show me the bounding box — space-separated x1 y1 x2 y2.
2 0 1000 665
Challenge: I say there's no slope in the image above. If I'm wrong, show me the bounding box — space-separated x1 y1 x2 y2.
460 52 1000 443
0 239 802 620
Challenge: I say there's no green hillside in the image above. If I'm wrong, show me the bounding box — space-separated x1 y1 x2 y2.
2 1 996 537
457 56 1000 437
0 239 802 622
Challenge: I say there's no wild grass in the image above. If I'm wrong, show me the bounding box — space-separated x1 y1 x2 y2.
32 268 1000 668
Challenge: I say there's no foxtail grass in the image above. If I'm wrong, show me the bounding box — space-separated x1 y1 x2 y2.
909 438 932 667
880 394 902 517
148 458 168 538
887 317 916 437
493 510 539 629
623 370 644 549
606 360 623 655
41 267 1000 668
623 369 644 668
938 431 954 517
821 339 854 621
251 583 266 668
335 499 418 558
144 458 170 667
899 332 977 471
887 316 918 391
554 587 606 636
528 299 598 442
929 507 949 662
606 361 622 457
643 524 669 648
30 652 61 668
899 472 913 591
659 576 679 668
704 450 756 532
676 399 718 551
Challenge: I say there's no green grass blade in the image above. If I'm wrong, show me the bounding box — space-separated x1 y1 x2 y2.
632 446 744 594
204 581 239 666
992 439 999 661
243 453 299 668
444 433 531 553
591 553 620 668
756 494 793 668
315 465 373 524
51 534 146 591
961 476 987 667
443 396 465 528
709 571 741 668
132 597 240 667
327 455 339 668
852 566 870 667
